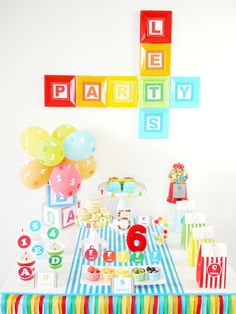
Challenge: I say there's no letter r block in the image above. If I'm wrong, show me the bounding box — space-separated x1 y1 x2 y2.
44 75 76 107
107 76 138 107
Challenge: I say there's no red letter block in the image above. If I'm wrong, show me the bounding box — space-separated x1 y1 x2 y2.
44 75 76 107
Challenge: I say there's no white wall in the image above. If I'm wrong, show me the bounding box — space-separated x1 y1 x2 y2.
1 0 236 286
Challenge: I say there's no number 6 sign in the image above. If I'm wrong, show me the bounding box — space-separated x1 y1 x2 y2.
126 224 147 252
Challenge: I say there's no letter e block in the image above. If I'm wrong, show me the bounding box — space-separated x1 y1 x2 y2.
140 44 171 76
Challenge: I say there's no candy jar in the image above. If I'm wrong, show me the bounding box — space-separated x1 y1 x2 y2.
167 163 188 204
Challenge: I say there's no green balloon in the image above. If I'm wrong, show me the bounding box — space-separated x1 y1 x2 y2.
36 138 64 166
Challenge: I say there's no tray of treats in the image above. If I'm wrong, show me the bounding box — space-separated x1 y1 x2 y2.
80 265 166 286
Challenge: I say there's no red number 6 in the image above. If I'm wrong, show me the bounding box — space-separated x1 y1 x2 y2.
126 224 147 252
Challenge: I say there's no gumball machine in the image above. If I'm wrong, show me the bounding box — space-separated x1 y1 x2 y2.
167 163 188 204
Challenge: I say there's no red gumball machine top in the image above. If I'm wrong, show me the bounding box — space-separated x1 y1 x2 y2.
168 163 188 184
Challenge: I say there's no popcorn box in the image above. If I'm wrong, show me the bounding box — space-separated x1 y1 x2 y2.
196 243 227 289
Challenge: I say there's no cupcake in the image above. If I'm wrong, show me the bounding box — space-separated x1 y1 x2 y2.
122 177 136 193
117 268 131 278
107 177 122 193
102 267 116 281
132 267 146 282
146 266 161 281
86 266 101 281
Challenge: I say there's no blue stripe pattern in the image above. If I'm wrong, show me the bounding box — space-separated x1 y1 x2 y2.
66 222 184 295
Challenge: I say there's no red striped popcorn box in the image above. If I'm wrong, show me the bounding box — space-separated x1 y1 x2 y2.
196 243 227 289
188 226 215 267
181 212 206 250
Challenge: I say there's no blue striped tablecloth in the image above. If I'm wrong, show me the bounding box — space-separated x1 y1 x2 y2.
66 222 184 295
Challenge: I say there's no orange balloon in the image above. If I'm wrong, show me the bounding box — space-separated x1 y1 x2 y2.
75 155 96 180
20 160 52 189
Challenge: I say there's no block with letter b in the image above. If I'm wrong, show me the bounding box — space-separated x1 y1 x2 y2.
44 75 76 107
46 184 77 208
42 203 76 230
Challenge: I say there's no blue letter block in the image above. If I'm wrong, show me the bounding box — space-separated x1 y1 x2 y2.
139 108 169 139
170 77 200 108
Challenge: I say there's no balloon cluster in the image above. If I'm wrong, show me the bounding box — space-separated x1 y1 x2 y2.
20 125 96 196
168 163 188 184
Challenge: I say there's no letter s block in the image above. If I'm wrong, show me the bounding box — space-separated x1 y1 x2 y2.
44 75 76 107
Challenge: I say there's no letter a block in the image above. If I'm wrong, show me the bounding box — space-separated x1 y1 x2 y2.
76 76 107 107
42 204 76 230
44 75 76 107
139 108 169 138
107 76 138 107
170 77 200 108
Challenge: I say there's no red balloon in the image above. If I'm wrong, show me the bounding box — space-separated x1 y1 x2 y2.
50 161 81 197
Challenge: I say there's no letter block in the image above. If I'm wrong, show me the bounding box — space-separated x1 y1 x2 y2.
42 203 76 230
140 44 171 76
139 108 169 138
170 77 200 108
139 76 170 108
46 184 77 208
107 76 138 107
140 11 172 44
76 76 107 107
44 75 76 107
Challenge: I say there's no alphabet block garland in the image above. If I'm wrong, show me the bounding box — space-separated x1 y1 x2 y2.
44 11 200 139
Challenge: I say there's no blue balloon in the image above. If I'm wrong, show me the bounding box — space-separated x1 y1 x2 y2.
63 130 96 161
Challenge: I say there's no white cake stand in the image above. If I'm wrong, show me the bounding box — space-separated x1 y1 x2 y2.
98 181 146 232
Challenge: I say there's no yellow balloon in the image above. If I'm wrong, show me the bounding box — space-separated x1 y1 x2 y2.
75 155 96 180
52 124 77 142
20 159 52 189
20 127 49 157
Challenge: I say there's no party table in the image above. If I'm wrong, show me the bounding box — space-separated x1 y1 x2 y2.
1 221 236 313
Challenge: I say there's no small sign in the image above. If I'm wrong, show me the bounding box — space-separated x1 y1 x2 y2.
17 235 31 249
103 250 116 263
32 244 45 257
131 251 145 264
29 220 42 232
47 227 59 240
85 247 98 262
173 183 186 198
117 250 130 263
111 277 134 294
207 263 222 277
150 250 162 264
138 216 152 225
34 272 58 289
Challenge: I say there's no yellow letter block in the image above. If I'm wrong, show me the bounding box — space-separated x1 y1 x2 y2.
140 44 171 76
107 76 138 107
76 76 107 107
